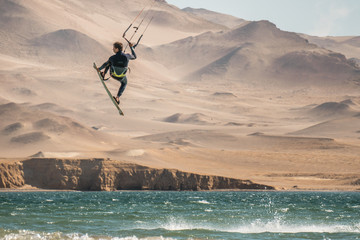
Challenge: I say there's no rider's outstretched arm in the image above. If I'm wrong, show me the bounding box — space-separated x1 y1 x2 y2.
126 46 137 60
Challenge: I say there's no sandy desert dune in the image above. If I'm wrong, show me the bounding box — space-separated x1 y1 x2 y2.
0 0 360 190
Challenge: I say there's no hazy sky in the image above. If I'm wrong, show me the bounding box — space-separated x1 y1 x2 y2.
166 0 360 36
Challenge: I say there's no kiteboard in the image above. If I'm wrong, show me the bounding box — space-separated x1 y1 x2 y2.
93 62 124 116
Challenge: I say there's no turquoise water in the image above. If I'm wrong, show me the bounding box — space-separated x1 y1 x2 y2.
0 191 359 240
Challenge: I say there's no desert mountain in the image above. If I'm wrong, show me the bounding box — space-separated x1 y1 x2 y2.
0 0 49 38
0 0 225 52
291 114 360 139
307 101 357 119
162 113 218 125
182 7 246 28
344 36 360 48
29 29 108 65
302 34 360 67
150 20 360 89
0 102 115 157
0 0 232 152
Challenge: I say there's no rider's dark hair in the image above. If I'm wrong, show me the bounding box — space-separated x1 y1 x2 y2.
113 42 123 52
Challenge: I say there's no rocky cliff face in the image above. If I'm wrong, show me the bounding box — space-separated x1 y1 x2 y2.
0 158 273 191
0 161 24 188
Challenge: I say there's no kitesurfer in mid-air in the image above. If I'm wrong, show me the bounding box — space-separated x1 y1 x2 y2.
97 41 137 104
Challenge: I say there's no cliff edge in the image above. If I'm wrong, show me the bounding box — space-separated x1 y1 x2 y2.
0 158 273 191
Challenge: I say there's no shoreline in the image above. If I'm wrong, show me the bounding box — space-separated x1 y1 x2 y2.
1 188 359 193
0 158 274 191
1 157 360 192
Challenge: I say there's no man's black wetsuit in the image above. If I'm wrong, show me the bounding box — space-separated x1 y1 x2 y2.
99 46 136 98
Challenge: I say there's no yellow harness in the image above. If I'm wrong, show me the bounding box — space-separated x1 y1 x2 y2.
111 66 128 78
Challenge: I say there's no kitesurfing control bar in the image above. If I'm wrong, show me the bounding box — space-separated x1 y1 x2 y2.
123 0 156 51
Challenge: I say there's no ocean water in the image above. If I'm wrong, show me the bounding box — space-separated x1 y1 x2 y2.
0 191 359 240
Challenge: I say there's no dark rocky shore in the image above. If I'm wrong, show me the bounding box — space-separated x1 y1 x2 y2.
0 158 274 191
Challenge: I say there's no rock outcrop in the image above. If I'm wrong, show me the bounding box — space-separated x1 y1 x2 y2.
0 161 24 188
0 158 273 191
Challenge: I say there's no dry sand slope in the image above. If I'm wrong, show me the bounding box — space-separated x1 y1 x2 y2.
0 0 360 190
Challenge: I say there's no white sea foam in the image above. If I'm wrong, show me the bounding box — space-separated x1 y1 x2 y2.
0 230 176 240
280 208 289 212
111 237 176 240
139 216 360 234
1 230 91 240
162 217 194 231
2 221 359 240
165 222 360 234
226 221 360 234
